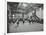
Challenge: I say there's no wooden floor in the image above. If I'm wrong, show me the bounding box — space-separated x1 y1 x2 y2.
8 22 43 33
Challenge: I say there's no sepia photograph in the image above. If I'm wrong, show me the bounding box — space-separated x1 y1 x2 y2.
7 2 43 33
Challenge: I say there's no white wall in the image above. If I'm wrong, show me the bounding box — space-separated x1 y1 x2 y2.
36 8 43 19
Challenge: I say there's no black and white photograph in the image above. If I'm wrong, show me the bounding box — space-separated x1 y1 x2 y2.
7 2 43 33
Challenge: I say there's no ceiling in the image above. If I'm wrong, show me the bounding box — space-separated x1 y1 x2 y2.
7 2 43 14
